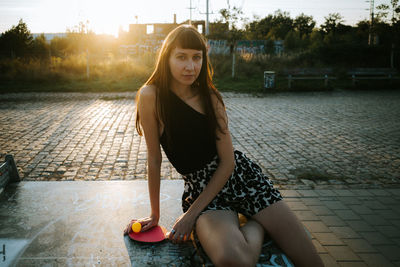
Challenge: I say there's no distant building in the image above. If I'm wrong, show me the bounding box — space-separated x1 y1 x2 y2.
125 15 205 44
119 15 206 55
120 15 283 56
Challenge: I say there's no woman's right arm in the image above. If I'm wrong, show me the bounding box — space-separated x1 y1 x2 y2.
124 85 162 234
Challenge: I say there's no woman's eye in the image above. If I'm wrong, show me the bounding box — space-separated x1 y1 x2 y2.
177 56 185 60
193 56 202 60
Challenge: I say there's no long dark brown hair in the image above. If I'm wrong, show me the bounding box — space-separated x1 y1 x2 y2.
135 24 225 142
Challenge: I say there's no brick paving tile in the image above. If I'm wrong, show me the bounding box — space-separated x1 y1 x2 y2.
286 201 309 211
339 262 368 267
375 245 400 261
360 232 394 245
340 196 362 205
346 221 376 232
343 239 377 253
279 190 300 197
330 226 361 239
387 189 400 196
304 221 331 233
313 232 344 245
297 190 319 197
325 245 361 261
376 196 399 205
293 210 319 221
309 205 335 216
315 189 338 197
391 220 400 228
301 198 324 206
376 209 400 220
312 239 327 253
350 190 374 197
358 253 395 267
360 214 392 226
348 205 374 215
333 190 354 197
375 225 400 238
322 201 348 210
361 200 387 210
335 210 362 220
369 189 390 196
320 215 347 227
320 253 340 267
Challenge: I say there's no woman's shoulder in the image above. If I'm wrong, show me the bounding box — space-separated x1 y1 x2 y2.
139 84 157 98
138 85 159 106
209 89 224 109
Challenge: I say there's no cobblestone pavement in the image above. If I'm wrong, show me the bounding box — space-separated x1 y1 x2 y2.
0 89 399 189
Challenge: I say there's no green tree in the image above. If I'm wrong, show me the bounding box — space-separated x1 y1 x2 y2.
376 0 400 23
244 10 293 41
0 19 33 58
208 22 229 40
321 13 345 34
294 13 316 38
50 36 69 57
284 30 302 52
65 20 96 54
216 6 245 43
31 34 50 60
267 10 293 40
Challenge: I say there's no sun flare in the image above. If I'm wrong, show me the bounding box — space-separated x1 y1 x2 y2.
76 0 150 37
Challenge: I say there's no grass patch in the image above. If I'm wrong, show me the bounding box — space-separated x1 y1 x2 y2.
0 77 144 93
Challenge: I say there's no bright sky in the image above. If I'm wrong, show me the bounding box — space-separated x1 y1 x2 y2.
0 0 389 37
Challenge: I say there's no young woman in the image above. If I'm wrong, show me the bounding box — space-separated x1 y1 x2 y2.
124 25 323 267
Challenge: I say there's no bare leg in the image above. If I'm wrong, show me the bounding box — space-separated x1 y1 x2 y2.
252 200 324 267
195 210 264 267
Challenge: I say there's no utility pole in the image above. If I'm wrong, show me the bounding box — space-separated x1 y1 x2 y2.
199 0 215 35
206 0 209 35
187 0 195 24
368 0 375 45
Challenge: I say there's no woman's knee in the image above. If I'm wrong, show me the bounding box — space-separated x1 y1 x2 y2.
213 245 254 267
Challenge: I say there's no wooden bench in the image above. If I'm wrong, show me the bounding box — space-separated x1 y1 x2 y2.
283 68 337 89
347 68 399 86
0 155 20 191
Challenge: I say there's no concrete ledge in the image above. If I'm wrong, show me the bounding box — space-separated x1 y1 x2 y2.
1 181 399 266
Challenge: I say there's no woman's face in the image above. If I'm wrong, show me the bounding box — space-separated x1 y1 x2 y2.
168 46 203 89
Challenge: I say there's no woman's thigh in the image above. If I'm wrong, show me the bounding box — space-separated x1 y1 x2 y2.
195 210 258 266
252 200 323 267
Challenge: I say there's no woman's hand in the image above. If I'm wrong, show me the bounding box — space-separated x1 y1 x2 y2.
123 215 159 235
168 211 197 243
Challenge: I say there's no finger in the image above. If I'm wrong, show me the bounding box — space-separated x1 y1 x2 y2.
141 222 151 232
168 229 176 241
178 233 186 243
123 224 130 235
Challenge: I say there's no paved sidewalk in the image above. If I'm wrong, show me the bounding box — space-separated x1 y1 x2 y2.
284 188 400 267
1 90 400 189
1 90 400 266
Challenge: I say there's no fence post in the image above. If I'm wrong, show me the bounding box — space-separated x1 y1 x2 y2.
324 74 328 87
86 49 90 79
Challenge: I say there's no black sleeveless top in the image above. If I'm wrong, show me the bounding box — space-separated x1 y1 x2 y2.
160 91 217 175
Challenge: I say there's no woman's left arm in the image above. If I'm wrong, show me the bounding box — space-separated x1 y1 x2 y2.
169 94 235 242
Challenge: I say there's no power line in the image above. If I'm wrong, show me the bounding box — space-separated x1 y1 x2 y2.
187 0 196 24
367 0 375 45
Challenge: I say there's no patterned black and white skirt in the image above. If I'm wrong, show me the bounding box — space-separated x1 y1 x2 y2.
181 150 283 218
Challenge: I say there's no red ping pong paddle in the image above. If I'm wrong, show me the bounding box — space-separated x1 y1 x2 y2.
129 224 167 243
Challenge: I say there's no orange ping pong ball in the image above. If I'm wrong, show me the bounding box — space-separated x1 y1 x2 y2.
132 222 141 233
